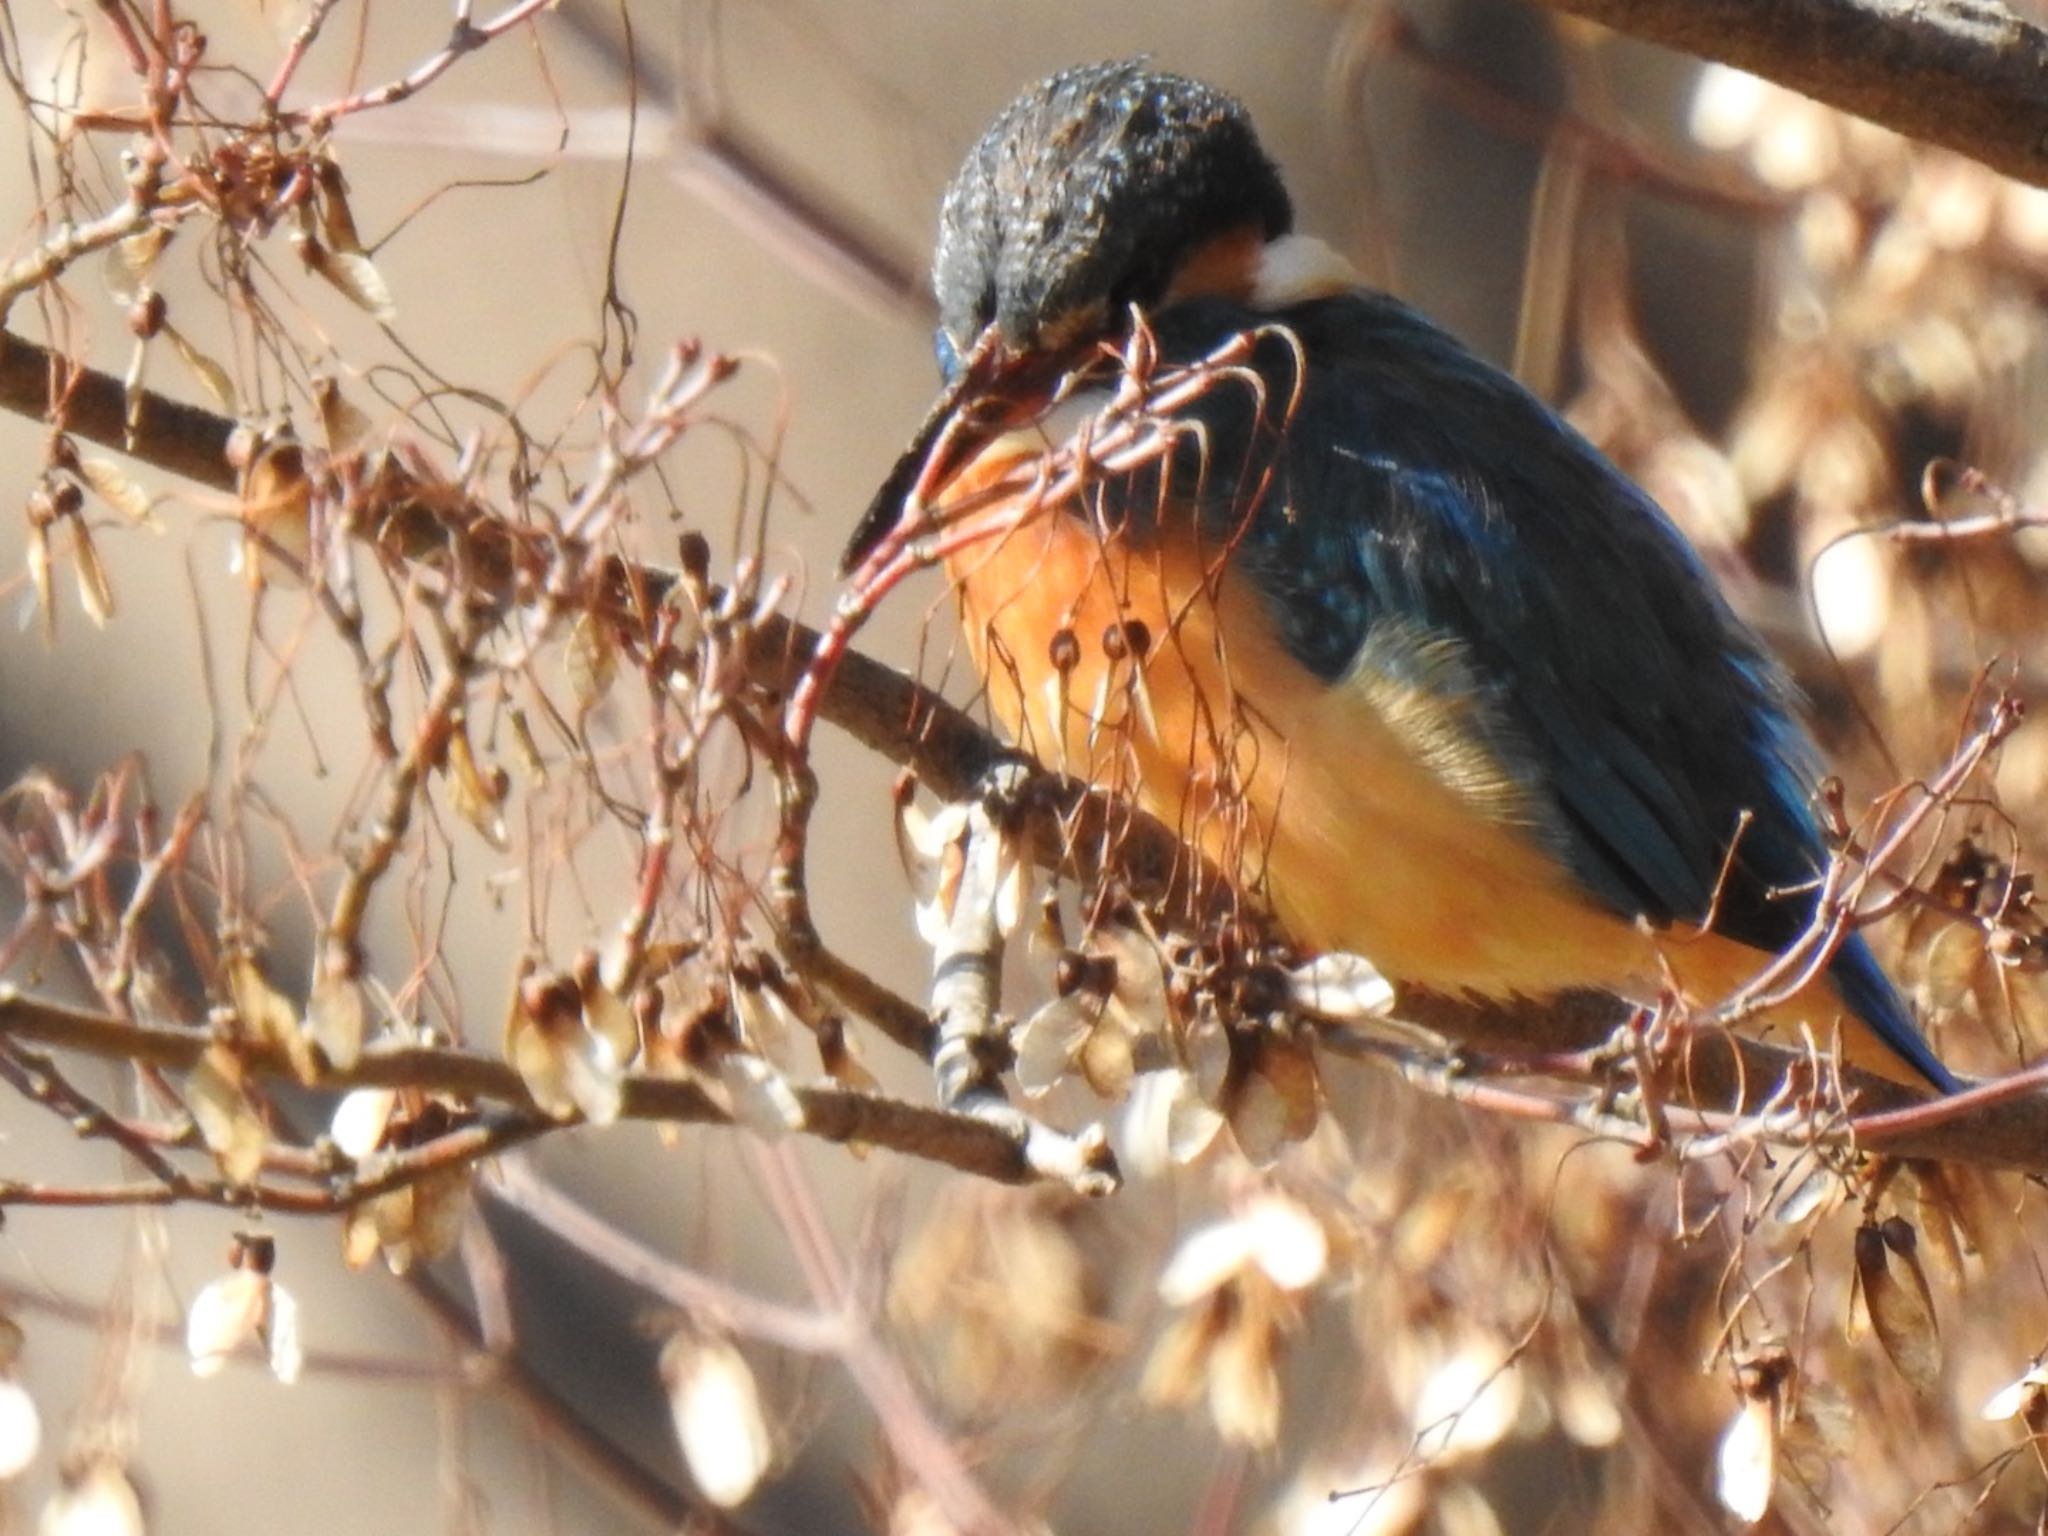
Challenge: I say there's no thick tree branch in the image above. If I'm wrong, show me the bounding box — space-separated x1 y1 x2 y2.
1531 0 2048 188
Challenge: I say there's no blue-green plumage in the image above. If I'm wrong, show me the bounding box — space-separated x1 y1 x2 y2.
857 59 1957 1093
1137 292 1956 1091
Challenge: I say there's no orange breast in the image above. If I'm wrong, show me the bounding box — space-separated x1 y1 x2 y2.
940 445 1924 1084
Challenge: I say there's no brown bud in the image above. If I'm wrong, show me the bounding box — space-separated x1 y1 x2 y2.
1054 950 1117 997
128 290 167 339
232 1230 277 1274
677 531 711 581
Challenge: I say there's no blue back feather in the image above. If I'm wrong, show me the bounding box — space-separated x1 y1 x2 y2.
1131 293 1955 1091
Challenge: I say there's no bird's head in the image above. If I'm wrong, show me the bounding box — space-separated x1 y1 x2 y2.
844 61 1294 570
930 60 1292 377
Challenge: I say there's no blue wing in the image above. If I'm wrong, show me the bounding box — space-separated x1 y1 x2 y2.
1143 292 1954 1091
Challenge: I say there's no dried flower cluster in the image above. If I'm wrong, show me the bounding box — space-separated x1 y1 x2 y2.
5 5 2048 1535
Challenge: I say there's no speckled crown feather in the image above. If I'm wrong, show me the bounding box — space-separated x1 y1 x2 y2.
932 61 1293 367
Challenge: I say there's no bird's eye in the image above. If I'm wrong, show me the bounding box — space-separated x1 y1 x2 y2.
933 328 964 382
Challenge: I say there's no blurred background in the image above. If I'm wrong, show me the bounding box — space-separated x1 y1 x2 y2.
4 2 2048 1532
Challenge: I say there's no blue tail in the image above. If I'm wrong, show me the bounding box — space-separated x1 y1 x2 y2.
1829 935 1958 1093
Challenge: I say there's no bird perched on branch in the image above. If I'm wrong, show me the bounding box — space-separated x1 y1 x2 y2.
846 60 1956 1093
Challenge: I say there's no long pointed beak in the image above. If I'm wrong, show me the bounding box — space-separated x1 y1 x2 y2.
840 331 1080 575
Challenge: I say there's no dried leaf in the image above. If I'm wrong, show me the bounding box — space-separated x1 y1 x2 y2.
188 1044 266 1183
1715 1396 1777 1525
329 1088 395 1160
1882 1216 1940 1333
505 977 579 1121
185 1269 263 1378
1117 1068 1224 1179
1158 1220 1256 1307
815 1017 880 1093
23 520 52 640
71 526 113 628
407 1169 472 1267
1140 1301 1222 1410
1244 1196 1329 1292
1777 1378 1852 1490
1982 1359 2048 1421
581 978 639 1065
314 158 364 253
121 336 149 440
926 835 969 942
1208 1298 1282 1447
896 797 960 865
730 976 800 1070
1855 1222 1941 1391
342 1201 386 1271
264 1279 303 1384
992 842 1032 938
306 968 367 1071
508 706 550 786
362 1189 420 1272
229 951 316 1082
305 242 397 323
104 228 167 305
1912 1190 1967 1292
1769 1162 1838 1226
1228 1032 1320 1166
164 323 238 414
186 1261 300 1385
554 1027 626 1126
1287 952 1395 1023
1013 996 1095 1097
78 458 157 527
39 1458 143 1536
0 1376 40 1480
1434 1483 1504 1536
346 1169 470 1276
444 726 510 850
1163 1077 1225 1167
1553 1373 1623 1449
236 440 311 584
1099 924 1167 1037
663 1335 773 1508
314 375 374 455
1411 1336 1522 1464
566 613 617 710
1186 1009 1233 1106
1075 1013 1135 1099
1910 1162 1988 1285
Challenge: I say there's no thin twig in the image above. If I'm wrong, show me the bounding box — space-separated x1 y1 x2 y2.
0 986 1047 1186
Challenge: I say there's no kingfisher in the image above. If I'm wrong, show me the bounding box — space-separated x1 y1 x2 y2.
846 60 1957 1093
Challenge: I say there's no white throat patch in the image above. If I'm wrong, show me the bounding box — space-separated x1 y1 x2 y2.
1252 234 1363 309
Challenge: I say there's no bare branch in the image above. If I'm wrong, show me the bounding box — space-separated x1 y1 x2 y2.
1528 0 2048 188
0 986 1046 1187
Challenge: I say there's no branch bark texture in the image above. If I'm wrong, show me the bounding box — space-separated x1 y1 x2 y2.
1532 0 2048 188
